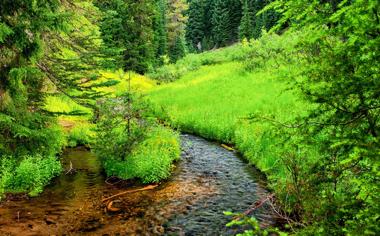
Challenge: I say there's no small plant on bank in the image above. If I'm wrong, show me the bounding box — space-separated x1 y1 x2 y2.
0 155 62 198
224 212 286 236
94 92 153 162
94 90 180 183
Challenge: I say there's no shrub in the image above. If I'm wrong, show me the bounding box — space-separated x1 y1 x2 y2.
94 93 180 183
149 44 251 82
0 155 62 198
94 94 154 161
103 126 180 183
66 123 96 147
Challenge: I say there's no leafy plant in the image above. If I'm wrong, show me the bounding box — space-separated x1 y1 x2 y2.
102 126 180 183
224 211 287 236
95 92 180 183
0 155 62 198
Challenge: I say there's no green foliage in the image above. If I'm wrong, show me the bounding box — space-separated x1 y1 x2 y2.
95 0 156 73
67 123 96 147
166 0 188 62
0 0 112 197
185 0 207 51
211 0 232 47
95 93 180 183
0 155 62 198
149 21 379 232
149 44 251 81
168 35 187 62
224 212 287 236
153 0 169 64
45 94 92 117
239 0 254 40
185 0 277 50
261 0 380 234
94 93 153 161
103 126 180 183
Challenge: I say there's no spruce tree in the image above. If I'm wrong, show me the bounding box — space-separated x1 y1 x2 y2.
211 0 230 47
124 0 155 73
153 0 168 64
167 0 188 61
0 0 67 157
95 0 156 73
169 35 187 62
185 0 206 52
239 0 254 40
227 0 243 42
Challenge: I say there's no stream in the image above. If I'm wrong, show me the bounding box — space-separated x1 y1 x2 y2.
0 134 275 235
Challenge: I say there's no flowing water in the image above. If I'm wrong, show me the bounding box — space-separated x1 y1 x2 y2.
0 134 274 235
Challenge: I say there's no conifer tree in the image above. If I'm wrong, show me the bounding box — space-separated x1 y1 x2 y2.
0 0 68 157
227 0 243 42
153 0 168 64
95 0 156 73
169 35 187 62
123 0 155 73
239 0 254 40
211 0 230 47
167 0 188 61
185 0 207 52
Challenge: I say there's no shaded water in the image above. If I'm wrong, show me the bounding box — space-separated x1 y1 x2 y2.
0 134 274 235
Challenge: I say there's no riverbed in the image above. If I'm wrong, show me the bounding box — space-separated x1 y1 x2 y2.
0 134 274 235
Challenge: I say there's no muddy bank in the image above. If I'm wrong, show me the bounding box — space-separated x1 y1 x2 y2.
0 134 274 235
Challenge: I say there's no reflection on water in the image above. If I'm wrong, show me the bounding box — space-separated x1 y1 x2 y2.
0 135 274 235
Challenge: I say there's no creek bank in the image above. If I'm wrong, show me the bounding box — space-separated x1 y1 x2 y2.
0 134 275 235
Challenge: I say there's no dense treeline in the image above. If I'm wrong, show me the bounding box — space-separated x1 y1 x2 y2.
94 0 188 73
1 0 379 235
93 0 277 72
186 0 278 51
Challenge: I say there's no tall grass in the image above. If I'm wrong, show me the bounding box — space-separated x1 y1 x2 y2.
148 33 310 184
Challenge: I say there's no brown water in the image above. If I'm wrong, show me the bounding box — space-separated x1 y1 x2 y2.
0 134 274 235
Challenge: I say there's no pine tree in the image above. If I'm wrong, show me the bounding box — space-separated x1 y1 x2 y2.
40 2 114 110
124 0 156 73
227 0 243 42
0 0 68 157
169 35 187 62
167 0 188 61
252 0 279 38
211 0 230 47
185 0 207 52
94 0 126 68
239 0 254 40
153 0 168 64
95 0 156 73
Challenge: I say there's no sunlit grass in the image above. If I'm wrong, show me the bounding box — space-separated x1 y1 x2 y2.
96 70 157 95
44 70 156 148
149 59 307 180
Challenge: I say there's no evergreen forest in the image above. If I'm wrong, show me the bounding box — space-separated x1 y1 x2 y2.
0 0 379 235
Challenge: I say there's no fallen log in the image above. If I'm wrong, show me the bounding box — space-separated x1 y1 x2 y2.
102 184 158 203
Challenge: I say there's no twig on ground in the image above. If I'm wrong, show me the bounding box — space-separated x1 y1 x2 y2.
65 161 74 175
102 184 158 202
243 193 275 216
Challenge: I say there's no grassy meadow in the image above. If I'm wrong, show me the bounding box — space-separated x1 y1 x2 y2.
148 56 308 182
